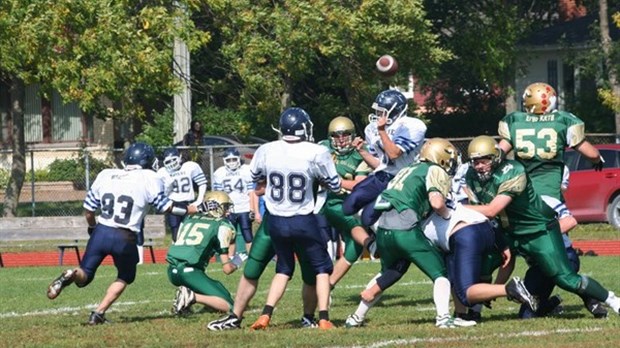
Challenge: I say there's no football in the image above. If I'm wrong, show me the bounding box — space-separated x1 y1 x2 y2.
376 55 399 76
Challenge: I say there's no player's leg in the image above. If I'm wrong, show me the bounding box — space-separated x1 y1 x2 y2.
519 223 620 314
208 215 274 330
250 215 298 330
166 213 184 243
90 227 139 324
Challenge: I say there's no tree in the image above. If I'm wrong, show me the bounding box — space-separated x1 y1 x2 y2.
597 0 620 140
0 0 209 216
207 0 451 137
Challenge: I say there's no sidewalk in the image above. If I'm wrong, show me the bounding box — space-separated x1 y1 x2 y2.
1 240 619 268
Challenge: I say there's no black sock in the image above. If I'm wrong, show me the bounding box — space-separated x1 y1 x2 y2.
261 305 274 317
318 310 329 321
303 313 315 321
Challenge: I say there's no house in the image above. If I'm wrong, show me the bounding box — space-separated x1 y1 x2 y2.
515 11 619 111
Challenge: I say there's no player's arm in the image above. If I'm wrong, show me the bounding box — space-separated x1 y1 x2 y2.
377 115 402 160
353 137 380 169
498 139 513 158
220 253 238 275
429 191 451 219
464 194 512 219
191 183 207 207
574 140 604 170
84 209 97 235
341 174 366 192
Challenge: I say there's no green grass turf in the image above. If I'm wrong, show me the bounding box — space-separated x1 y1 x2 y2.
1 257 619 347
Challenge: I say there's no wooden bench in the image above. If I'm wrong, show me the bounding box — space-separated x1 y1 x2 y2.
57 238 157 265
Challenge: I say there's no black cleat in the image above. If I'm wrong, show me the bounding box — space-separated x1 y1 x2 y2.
47 269 76 300
207 313 241 331
584 297 608 319
505 277 538 312
88 311 109 325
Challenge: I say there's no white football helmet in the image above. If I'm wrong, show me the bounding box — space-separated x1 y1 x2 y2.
223 148 241 171
163 147 182 173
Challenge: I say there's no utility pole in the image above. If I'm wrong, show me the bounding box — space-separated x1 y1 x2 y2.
173 2 191 144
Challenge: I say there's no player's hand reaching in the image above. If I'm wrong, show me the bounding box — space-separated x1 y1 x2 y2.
593 155 605 171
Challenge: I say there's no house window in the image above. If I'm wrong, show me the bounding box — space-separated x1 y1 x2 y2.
547 60 558 92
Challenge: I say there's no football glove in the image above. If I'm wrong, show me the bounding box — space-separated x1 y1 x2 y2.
196 202 208 213
248 211 256 221
593 155 605 171
230 253 248 268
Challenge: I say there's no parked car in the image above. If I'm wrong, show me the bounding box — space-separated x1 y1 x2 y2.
175 134 269 184
563 144 620 229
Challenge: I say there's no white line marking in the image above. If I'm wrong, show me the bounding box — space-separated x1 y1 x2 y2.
327 327 604 348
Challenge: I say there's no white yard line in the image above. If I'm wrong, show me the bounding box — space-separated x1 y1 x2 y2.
328 327 604 348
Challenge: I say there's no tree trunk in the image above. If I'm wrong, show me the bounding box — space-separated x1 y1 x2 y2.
598 0 620 142
3 77 26 217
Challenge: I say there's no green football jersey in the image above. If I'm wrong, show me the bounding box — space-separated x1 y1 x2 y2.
379 161 451 223
166 215 236 269
465 159 553 235
318 139 371 199
498 110 586 199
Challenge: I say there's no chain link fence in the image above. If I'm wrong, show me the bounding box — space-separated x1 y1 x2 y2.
0 134 616 217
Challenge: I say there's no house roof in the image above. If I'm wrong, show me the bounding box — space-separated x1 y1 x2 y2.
523 14 619 47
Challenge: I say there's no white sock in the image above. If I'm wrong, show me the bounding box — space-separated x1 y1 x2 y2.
605 291 620 313
433 277 451 317
354 272 382 319
137 245 144 265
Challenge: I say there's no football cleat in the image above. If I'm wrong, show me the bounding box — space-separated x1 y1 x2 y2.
452 316 477 327
435 314 456 329
300 316 318 328
505 277 538 312
47 269 76 300
455 309 482 323
344 314 364 328
207 313 241 331
172 286 196 315
88 311 108 325
250 314 271 330
584 297 608 319
318 319 334 330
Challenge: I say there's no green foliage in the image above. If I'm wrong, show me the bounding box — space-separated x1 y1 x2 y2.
0 0 210 118
137 105 255 147
46 151 111 188
0 168 9 189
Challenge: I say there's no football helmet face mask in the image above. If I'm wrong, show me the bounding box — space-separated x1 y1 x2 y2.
419 138 460 176
523 82 557 114
162 147 182 173
328 116 356 155
124 142 158 171
278 107 314 142
222 148 241 171
368 89 408 126
203 191 234 218
468 135 502 182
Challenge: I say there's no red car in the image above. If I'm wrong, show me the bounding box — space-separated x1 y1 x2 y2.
563 144 620 229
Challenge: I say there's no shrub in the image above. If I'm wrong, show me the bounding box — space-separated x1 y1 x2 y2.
46 151 112 189
0 168 9 189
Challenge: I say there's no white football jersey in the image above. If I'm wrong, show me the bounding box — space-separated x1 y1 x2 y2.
157 161 207 202
365 116 427 175
250 140 341 217
421 203 488 252
212 164 254 212
83 168 172 233
451 162 470 203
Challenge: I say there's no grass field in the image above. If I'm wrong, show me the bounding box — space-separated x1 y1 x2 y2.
1 256 619 347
